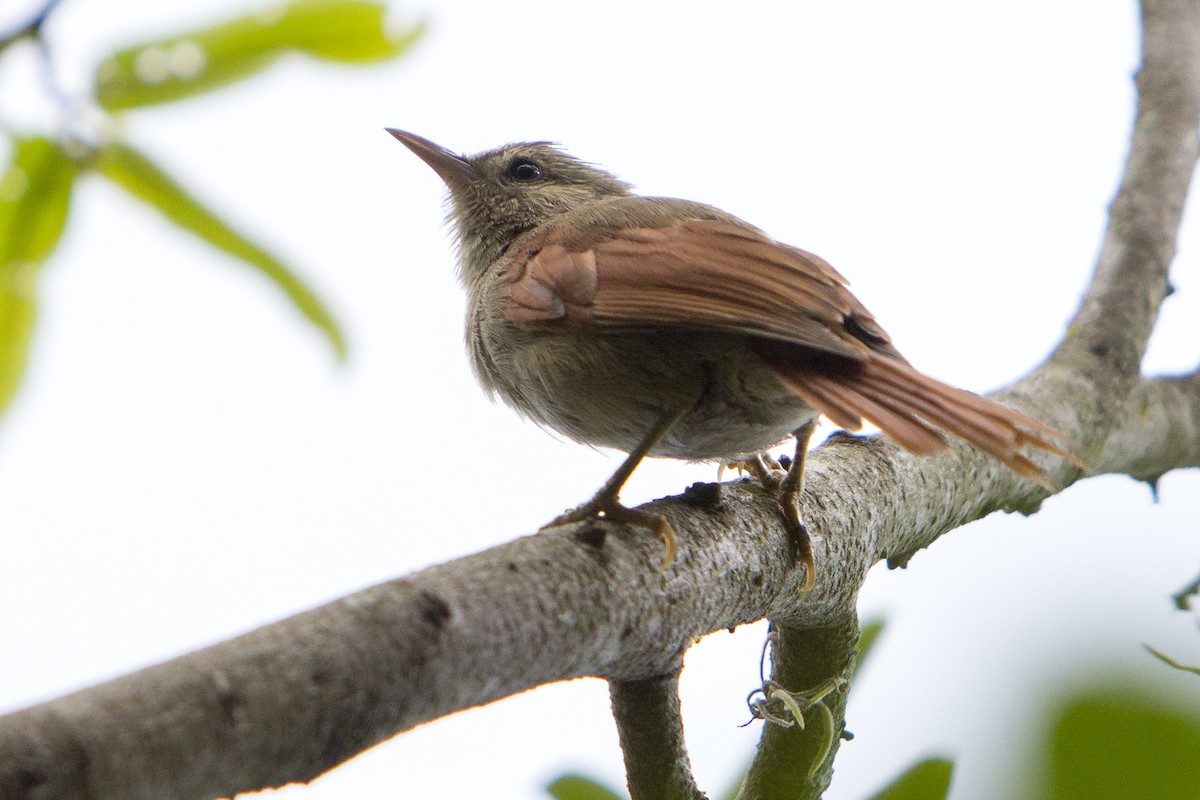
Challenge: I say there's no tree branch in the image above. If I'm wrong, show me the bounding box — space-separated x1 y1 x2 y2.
1050 0 1200 389
1 1 1199 799
610 674 707 800
1095 372 1200 482
737 617 858 800
739 0 1200 794
0 0 65 54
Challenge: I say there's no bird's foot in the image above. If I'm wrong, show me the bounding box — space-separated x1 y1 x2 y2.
542 495 676 569
778 486 816 592
734 453 788 490
737 444 817 591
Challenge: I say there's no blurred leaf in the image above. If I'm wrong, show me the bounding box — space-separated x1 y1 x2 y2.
1048 692 1200 800
95 141 345 358
864 757 954 800
96 1 423 110
855 617 886 679
1146 645 1200 677
546 773 626 800
0 137 78 419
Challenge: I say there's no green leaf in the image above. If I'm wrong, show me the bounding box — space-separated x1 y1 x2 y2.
864 757 954 800
95 1 423 110
0 137 78 419
1047 692 1200 800
545 773 626 800
95 141 346 359
855 617 886 679
1146 645 1200 677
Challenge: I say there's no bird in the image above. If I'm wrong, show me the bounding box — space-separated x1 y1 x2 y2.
388 128 1079 590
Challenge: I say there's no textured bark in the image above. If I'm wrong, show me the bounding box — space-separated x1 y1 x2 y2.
735 616 859 800
610 675 708 800
2 1 1199 799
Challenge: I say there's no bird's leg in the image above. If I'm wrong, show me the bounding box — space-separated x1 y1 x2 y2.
721 423 818 590
541 403 692 568
778 420 818 591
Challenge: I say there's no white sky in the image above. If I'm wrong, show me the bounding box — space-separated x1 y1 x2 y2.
1 1 1198 798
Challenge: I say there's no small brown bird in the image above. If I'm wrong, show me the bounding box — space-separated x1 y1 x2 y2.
389 129 1076 589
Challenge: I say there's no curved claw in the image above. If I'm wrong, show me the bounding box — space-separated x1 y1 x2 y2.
737 454 788 490
780 494 815 592
542 499 677 569
764 420 820 592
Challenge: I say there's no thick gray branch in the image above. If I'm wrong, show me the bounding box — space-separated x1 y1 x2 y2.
0 492 811 800
744 0 1200 797
1054 0 1200 382
2 359 1196 799
2 1 1199 799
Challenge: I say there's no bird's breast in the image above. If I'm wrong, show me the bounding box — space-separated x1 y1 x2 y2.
469 314 817 461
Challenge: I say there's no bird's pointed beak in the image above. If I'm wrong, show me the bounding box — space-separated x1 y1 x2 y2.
386 128 477 189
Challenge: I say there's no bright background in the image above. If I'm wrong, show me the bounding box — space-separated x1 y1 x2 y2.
1 1 1198 798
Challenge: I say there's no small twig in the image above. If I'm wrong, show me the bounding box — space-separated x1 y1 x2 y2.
1172 572 1200 611
0 0 66 55
0 0 89 147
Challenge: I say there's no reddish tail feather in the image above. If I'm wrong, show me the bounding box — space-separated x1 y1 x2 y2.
768 353 1083 490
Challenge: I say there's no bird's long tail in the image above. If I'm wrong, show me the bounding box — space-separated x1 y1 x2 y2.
767 353 1083 490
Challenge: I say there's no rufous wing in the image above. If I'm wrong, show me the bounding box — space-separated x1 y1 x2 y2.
500 219 895 363
497 217 1080 485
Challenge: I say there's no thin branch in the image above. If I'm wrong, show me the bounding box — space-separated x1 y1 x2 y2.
0 0 87 147
1171 569 1200 611
0 380 1196 799
1 1 1199 799
1051 0 1200 384
743 0 1200 794
609 675 707 800
0 0 66 55
737 617 858 800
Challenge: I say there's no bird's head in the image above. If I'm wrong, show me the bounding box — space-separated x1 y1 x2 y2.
388 129 631 283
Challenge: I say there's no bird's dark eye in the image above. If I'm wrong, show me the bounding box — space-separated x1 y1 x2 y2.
507 157 544 182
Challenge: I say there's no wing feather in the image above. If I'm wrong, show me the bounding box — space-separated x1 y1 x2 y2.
494 204 1080 483
499 219 888 360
